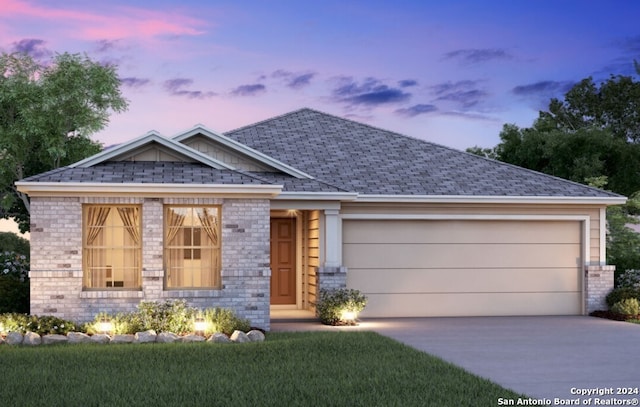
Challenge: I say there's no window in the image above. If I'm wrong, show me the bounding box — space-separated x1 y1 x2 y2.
83 205 142 289
164 206 221 289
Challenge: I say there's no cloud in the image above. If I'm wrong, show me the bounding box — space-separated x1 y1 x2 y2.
443 48 512 64
331 77 412 107
1 0 207 41
120 77 151 88
164 78 216 99
11 38 51 59
512 80 574 97
430 80 487 109
614 35 640 54
95 39 121 53
230 83 266 96
395 104 437 117
398 79 418 87
271 70 316 89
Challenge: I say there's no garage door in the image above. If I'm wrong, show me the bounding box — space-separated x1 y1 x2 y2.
343 220 583 317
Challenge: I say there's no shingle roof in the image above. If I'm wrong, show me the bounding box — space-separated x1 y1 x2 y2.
21 162 270 185
225 108 622 198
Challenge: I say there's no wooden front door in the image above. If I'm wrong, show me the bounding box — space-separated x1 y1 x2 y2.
270 218 296 305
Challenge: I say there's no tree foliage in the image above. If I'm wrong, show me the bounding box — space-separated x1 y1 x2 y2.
468 73 640 276
0 52 128 231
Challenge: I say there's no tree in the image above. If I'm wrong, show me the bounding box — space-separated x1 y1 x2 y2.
473 72 640 277
0 52 128 231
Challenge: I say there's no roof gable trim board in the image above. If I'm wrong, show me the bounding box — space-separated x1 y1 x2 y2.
354 194 627 205
173 125 313 180
15 182 283 198
69 132 234 170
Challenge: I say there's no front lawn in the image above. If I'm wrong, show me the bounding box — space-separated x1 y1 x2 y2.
0 331 524 406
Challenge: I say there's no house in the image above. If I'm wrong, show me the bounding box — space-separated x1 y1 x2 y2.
16 108 625 330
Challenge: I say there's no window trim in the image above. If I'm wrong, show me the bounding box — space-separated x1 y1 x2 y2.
82 204 142 291
163 204 222 290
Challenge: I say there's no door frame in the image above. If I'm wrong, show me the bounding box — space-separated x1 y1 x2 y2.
270 211 303 309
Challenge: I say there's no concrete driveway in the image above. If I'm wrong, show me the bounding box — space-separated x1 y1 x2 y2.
364 316 640 401
272 315 640 401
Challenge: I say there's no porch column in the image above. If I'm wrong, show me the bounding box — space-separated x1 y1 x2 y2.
584 265 615 313
324 209 341 267
316 209 347 292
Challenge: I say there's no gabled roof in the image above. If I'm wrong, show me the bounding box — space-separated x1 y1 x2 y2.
70 131 233 170
173 124 313 179
224 108 624 200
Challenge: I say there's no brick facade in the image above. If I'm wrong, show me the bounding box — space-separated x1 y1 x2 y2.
585 264 616 313
29 196 271 330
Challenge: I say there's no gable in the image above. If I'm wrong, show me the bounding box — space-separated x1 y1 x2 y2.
181 134 275 172
109 142 198 163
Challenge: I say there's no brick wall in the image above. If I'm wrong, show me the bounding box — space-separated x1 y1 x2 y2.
29 196 271 330
585 265 615 313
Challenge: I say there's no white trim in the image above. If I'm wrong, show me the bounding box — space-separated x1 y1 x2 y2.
274 192 358 201
173 125 314 179
16 182 283 197
341 213 591 221
270 200 341 210
600 207 607 265
70 132 234 170
354 194 626 205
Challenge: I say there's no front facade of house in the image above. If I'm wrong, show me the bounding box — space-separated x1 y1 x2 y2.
17 109 625 330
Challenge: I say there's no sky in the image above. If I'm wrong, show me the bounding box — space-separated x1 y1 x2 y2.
1 0 640 151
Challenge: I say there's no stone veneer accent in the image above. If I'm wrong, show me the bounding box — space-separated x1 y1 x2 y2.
585 265 615 313
29 196 271 330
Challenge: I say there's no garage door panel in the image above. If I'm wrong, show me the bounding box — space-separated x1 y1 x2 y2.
347 268 581 293
359 292 582 317
343 219 583 317
343 220 581 244
344 243 581 269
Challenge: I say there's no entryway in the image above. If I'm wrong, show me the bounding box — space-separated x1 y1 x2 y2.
270 217 296 305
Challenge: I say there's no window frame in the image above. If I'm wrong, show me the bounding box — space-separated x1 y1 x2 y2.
163 205 222 290
82 204 142 291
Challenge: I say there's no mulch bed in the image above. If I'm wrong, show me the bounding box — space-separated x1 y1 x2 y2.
589 310 640 321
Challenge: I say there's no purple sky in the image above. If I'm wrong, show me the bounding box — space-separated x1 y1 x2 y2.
2 0 640 150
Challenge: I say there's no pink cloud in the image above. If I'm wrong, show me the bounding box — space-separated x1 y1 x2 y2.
1 0 207 40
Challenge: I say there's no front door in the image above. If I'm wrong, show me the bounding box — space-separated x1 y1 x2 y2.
270 218 296 305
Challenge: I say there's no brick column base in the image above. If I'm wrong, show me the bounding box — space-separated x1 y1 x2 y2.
585 265 615 313
317 266 347 292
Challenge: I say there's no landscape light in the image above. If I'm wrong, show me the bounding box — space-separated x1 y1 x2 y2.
194 317 206 336
99 318 113 335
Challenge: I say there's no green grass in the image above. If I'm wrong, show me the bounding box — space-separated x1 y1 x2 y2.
0 331 524 406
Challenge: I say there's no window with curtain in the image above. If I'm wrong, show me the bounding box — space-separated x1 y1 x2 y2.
164 206 221 289
83 205 142 289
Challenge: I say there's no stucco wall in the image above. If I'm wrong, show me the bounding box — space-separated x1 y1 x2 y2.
29 196 271 330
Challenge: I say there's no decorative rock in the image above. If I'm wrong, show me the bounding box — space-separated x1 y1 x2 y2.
42 334 68 345
68 332 93 344
134 330 157 344
90 334 111 344
5 332 23 345
247 330 265 342
110 334 135 344
230 330 250 343
23 332 42 346
156 332 180 343
207 332 231 343
181 334 205 343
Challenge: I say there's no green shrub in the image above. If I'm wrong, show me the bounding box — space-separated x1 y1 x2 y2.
611 298 640 316
316 288 368 326
606 287 640 308
0 232 30 258
84 302 250 335
0 251 30 313
0 313 77 335
617 270 640 289
202 307 251 335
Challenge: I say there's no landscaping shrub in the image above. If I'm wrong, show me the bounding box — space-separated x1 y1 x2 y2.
617 269 640 289
84 301 250 335
202 307 251 335
0 313 77 335
0 251 30 313
316 288 368 326
606 287 640 308
0 232 30 258
611 298 640 316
